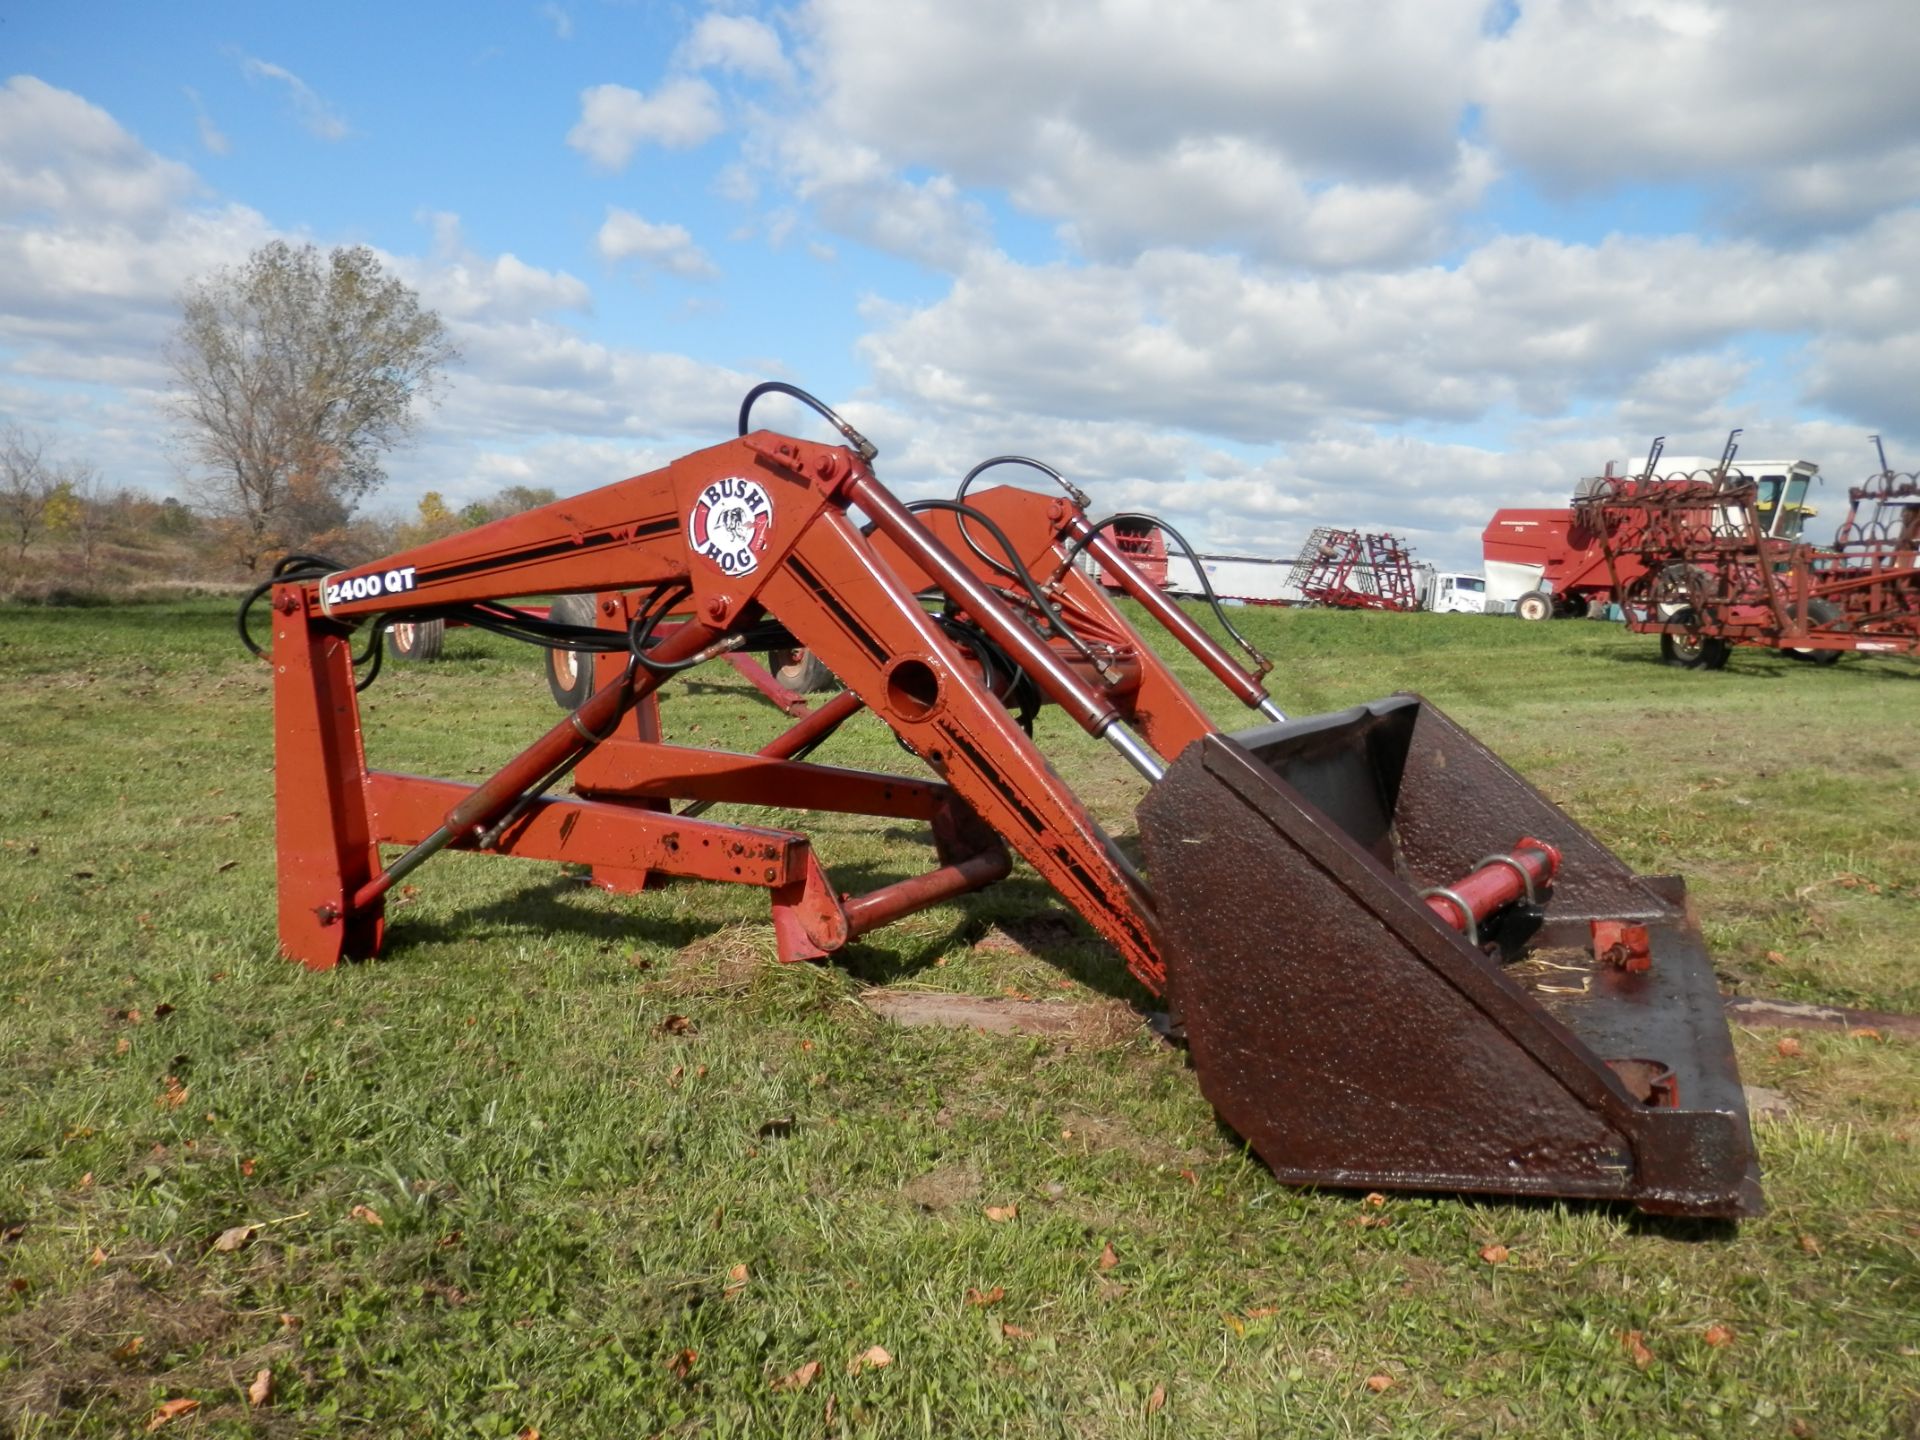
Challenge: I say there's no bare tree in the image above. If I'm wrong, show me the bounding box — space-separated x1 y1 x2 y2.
0 424 53 572
168 241 456 570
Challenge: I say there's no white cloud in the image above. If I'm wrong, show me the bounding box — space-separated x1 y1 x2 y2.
539 3 573 40
679 13 786 80
237 56 350 142
566 78 723 170
398 212 594 321
1479 0 1920 224
183 87 230 157
0 76 198 224
595 207 719 279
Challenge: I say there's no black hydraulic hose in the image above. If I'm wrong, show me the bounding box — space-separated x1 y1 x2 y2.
900 498 1103 669
1061 511 1271 670
953 456 1090 581
737 381 877 463
627 584 715 675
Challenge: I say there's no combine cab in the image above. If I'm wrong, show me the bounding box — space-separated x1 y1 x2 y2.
248 384 1762 1219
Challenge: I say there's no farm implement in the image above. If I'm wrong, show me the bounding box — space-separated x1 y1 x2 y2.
246 383 1761 1218
1287 527 1421 611
1574 433 1920 668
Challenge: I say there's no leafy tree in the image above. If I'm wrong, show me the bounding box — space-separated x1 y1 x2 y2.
167 241 457 570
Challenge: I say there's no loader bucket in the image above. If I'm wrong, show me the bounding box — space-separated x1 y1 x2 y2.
1136 695 1762 1218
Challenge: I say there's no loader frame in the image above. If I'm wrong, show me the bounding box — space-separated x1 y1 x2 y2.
264 402 1761 1218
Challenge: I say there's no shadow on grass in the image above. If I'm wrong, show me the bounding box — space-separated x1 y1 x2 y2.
380 873 715 954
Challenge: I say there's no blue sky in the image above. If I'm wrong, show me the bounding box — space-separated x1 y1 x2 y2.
4 0 1917 571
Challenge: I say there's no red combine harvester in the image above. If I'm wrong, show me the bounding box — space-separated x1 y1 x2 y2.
245 383 1761 1218
1287 527 1421 610
1575 433 1919 668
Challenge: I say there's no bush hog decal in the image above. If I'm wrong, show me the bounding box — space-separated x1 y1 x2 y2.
688 476 773 576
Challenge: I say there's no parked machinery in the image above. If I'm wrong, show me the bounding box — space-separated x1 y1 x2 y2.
1575 433 1919 668
1287 527 1422 611
245 383 1761 1218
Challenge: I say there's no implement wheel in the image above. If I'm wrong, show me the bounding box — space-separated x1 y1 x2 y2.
767 647 839 694
1785 599 1844 666
544 593 599 708
1514 590 1553 622
1660 608 1731 670
386 618 445 662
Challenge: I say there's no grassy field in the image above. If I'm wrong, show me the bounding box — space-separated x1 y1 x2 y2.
1 599 1916 1438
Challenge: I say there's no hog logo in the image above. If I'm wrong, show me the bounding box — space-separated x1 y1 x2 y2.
688 476 773 576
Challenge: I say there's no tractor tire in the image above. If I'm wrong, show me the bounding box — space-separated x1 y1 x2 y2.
386 617 445 663
1514 590 1553 622
545 593 599 709
766 647 839 694
1784 598 1845 666
1659 608 1731 670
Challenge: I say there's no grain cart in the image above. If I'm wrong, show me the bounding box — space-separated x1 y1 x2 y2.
1575 433 1919 668
244 383 1761 1218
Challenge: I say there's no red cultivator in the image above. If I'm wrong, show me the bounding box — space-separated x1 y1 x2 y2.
1287 527 1421 610
1575 435 1920 668
251 385 1761 1218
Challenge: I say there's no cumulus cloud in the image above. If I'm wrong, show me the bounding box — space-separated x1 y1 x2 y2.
0 76 198 224
566 78 723 170
237 56 350 141
1479 0 1920 225
595 207 719 279
679 13 786 80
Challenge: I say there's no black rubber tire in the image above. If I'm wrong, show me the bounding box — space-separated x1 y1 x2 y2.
386 617 445 662
766 647 839 694
1785 598 1845 666
1659 607 1732 670
544 593 599 709
1514 590 1553 622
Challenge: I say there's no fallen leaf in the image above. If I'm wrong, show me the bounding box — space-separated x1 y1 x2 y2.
1776 1037 1803 1058
240 1158 256 1177
8 1276 28 1294
1362 1192 1387 1208
115 1037 130 1055
111 1335 144 1361
1147 1382 1167 1414
659 1014 695 1035
668 1065 685 1087
667 1348 698 1380
212 1224 257 1253
847 1344 893 1375
1848 1027 1884 1042
1365 1374 1394 1393
157 1075 188 1109
1098 1242 1119 1271
1703 1324 1735 1348
1798 1232 1822 1256
724 1262 748 1299
146 1398 199 1431
1479 1244 1510 1265
1621 1330 1653 1368
154 1003 176 1020
278 1313 302 1330
1001 1322 1032 1340
89 1246 108 1267
1178 1168 1198 1186
515 1430 538 1440
1224 1313 1245 1336
1764 949 1787 964
772 1360 821 1392
966 1286 1005 1308
1244 1305 1279 1320
983 1204 1017 1223
1348 1214 1391 1229
348 1204 383 1227
247 1369 274 1407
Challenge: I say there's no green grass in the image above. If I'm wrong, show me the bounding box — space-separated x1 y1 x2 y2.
2 600 1917 1437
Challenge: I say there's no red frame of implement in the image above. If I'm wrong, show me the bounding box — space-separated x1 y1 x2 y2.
271 432 1291 986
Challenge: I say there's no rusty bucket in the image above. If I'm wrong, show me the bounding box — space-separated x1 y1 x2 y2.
1135 695 1762 1219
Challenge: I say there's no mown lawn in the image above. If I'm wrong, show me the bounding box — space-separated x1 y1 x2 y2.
1 599 1916 1438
